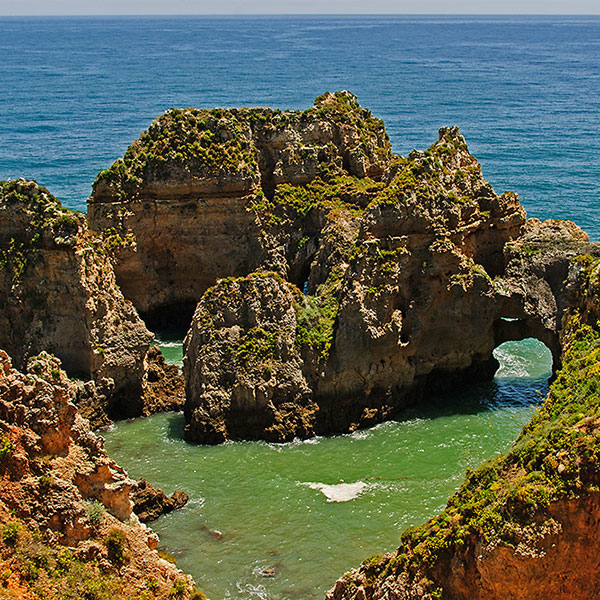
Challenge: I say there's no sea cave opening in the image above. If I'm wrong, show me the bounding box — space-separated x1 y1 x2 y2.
140 301 196 367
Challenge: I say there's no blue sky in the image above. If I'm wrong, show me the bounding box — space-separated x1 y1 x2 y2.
1 0 599 15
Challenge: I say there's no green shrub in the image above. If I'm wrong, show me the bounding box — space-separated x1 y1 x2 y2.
169 578 187 598
0 436 13 461
1 522 20 545
85 500 105 530
104 529 128 565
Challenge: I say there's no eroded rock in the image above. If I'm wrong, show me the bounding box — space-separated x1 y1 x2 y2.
0 350 197 598
131 478 189 523
183 272 316 443
0 179 153 425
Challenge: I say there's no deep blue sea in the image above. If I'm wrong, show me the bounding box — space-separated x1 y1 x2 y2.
1 15 599 238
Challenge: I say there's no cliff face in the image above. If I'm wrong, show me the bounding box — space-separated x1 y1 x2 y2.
87 91 392 317
87 92 598 450
325 298 600 600
0 179 159 426
0 350 199 599
183 126 531 442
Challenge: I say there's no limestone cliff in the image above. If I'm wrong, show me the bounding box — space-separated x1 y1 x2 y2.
0 350 201 599
87 92 598 452
183 126 529 442
87 91 393 318
0 179 153 425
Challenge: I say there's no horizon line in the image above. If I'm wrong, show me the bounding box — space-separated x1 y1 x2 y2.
2 12 600 17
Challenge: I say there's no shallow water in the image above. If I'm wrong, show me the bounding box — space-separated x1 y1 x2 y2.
103 338 551 600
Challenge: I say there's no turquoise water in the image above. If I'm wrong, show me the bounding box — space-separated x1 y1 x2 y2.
1 16 600 239
103 339 551 600
155 334 184 367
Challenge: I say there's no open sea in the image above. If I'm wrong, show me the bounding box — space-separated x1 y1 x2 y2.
2 14 598 600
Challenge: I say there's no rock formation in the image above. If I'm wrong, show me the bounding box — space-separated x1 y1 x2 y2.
87 91 392 319
325 261 600 599
183 272 316 443
87 91 600 449
0 350 201 599
131 478 189 523
182 125 533 442
3 91 600 599
0 179 154 425
142 345 186 416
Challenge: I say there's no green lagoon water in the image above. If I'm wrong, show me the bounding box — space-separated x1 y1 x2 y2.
103 339 551 600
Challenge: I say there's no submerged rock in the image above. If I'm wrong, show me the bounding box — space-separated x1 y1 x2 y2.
0 179 153 425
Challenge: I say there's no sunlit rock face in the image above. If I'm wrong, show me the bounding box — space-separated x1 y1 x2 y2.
0 179 153 425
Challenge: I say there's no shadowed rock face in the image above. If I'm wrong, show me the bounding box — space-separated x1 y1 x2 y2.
0 179 154 424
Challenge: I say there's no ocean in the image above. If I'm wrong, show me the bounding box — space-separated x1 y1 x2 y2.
1 15 599 238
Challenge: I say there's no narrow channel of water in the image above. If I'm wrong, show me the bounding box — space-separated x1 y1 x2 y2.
103 339 551 600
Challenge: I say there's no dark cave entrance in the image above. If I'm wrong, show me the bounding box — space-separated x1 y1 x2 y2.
140 301 197 337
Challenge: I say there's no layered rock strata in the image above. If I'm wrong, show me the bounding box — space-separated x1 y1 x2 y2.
0 350 199 599
0 179 154 424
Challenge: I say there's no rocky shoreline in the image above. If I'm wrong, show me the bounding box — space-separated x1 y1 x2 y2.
2 91 600 598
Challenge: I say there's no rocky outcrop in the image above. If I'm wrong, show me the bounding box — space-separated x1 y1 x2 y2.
87 92 600 449
131 478 189 523
0 350 200 599
141 345 185 416
183 126 532 442
495 218 600 360
183 272 316 443
87 91 393 317
0 179 154 425
325 301 600 600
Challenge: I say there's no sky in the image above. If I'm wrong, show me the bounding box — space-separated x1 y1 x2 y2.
1 0 599 15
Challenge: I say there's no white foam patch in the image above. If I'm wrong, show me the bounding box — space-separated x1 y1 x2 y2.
298 480 368 502
158 341 183 348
